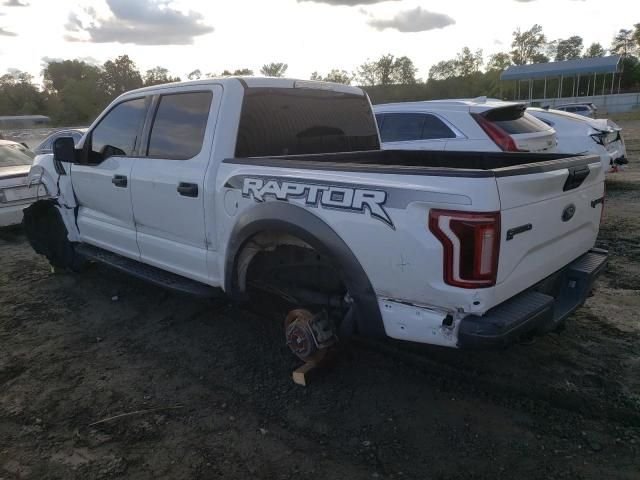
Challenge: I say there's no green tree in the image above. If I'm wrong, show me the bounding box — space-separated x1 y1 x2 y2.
260 62 288 77
511 24 547 65
100 55 143 99
374 54 396 86
356 60 377 86
611 29 638 57
325 69 352 84
0 71 45 117
357 54 418 85
187 69 202 80
554 36 583 61
487 52 512 71
316 69 354 85
456 47 483 76
144 66 180 86
42 60 107 124
428 60 458 80
216 68 255 77
584 43 606 58
391 56 418 84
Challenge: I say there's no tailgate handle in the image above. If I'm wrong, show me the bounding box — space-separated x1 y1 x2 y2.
563 167 590 191
506 223 533 241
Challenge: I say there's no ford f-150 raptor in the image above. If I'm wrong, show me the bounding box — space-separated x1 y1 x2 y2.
24 77 607 362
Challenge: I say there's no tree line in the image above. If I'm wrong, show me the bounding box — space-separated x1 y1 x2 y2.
1 24 639 126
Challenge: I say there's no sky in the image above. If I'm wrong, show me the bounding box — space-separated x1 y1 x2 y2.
0 0 637 83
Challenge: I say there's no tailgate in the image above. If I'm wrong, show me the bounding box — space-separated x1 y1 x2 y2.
495 155 604 293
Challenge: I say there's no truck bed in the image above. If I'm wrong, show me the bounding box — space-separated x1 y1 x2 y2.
225 150 599 178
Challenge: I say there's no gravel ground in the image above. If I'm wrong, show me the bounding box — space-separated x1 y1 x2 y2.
1 122 639 479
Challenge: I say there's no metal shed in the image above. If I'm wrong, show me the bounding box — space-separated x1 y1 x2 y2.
500 55 622 100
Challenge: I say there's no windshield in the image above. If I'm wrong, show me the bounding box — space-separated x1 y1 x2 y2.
0 144 35 167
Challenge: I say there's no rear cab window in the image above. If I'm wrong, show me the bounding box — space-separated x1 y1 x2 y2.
235 87 379 157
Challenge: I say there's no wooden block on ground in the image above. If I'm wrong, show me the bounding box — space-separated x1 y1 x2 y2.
292 362 318 386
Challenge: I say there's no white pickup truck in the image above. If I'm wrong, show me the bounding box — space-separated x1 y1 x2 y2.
24 77 607 361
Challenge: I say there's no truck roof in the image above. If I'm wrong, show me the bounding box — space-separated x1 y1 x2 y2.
121 77 366 97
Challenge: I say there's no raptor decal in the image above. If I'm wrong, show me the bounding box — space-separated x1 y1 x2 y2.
241 177 394 229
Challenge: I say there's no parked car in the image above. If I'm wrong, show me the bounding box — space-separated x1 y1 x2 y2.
373 98 557 153
33 128 87 155
0 140 46 227
528 108 627 173
24 78 606 361
552 103 597 118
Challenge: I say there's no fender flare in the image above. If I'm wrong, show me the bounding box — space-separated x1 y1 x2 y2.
224 201 385 338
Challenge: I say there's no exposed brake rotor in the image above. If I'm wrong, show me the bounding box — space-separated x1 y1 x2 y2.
284 309 337 363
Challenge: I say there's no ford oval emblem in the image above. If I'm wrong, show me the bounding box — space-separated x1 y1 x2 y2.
562 204 576 222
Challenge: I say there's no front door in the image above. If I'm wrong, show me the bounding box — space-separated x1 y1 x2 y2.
71 96 149 259
130 87 220 284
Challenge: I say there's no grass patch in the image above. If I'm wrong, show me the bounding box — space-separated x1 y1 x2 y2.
609 110 640 122
606 179 639 192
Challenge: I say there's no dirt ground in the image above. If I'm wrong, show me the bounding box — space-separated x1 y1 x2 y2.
1 123 640 480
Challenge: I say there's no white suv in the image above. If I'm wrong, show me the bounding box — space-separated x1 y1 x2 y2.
373 98 557 153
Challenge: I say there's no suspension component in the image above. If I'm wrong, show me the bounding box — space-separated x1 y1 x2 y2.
284 309 337 363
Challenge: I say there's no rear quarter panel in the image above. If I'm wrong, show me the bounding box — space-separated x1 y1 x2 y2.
215 161 502 314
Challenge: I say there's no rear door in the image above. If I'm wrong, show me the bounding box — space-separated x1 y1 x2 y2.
130 86 220 284
494 156 604 296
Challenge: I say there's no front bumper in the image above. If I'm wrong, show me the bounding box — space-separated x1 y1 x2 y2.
0 203 29 227
458 248 608 349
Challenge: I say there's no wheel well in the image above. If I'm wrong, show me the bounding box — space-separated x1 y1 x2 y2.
224 200 386 337
235 231 347 307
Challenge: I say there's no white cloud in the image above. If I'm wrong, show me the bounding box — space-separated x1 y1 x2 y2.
65 0 214 45
368 7 455 32
298 0 399 5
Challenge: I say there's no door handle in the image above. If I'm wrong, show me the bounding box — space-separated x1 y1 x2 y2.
112 175 127 188
177 182 198 197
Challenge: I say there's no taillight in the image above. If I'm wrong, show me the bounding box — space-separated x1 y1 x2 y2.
590 131 607 146
471 113 523 152
429 209 501 288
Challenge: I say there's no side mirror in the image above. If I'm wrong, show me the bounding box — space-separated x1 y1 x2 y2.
53 137 77 163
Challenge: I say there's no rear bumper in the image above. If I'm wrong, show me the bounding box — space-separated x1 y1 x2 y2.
458 248 608 349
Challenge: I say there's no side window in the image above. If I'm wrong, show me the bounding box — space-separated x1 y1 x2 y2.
374 114 384 130
379 113 425 143
147 91 213 160
422 114 456 140
90 97 148 164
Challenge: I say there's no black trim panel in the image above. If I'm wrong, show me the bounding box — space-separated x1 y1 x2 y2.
224 157 494 178
492 156 598 178
224 153 600 179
